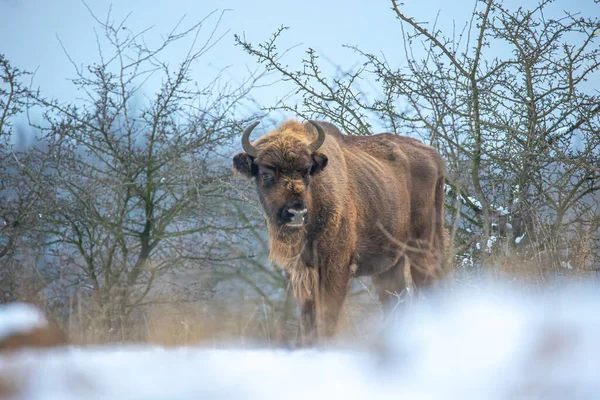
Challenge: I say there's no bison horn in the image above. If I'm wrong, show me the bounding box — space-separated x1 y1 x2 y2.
308 120 326 152
241 121 260 157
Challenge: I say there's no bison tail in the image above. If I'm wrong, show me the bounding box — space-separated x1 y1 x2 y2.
434 176 447 269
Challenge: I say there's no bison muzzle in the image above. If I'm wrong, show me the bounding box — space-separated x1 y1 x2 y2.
233 119 446 344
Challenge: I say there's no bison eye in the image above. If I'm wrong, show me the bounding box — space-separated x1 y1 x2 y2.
261 172 273 182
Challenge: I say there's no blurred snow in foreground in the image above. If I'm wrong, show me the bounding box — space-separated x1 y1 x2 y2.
0 303 47 342
2 282 600 399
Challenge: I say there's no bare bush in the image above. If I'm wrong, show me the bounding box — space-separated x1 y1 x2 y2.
0 55 48 303
11 10 267 339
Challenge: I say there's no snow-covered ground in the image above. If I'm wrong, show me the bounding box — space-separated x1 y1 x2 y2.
2 282 600 399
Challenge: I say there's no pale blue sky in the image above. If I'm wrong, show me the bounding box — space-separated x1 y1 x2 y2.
1 0 406 107
1 0 597 130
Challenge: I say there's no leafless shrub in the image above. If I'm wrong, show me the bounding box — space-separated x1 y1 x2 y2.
2 9 270 338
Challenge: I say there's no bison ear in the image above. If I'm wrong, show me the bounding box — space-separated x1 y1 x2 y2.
310 151 328 175
233 152 257 179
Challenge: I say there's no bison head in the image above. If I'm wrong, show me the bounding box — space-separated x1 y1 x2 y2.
232 120 328 231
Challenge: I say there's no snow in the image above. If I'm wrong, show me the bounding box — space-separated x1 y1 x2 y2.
495 206 510 216
380 284 600 398
460 256 473 268
515 232 526 244
561 261 573 270
2 283 600 399
1 346 377 400
486 235 497 252
465 196 482 210
0 302 48 341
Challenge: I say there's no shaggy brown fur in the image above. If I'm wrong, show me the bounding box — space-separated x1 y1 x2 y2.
233 120 446 343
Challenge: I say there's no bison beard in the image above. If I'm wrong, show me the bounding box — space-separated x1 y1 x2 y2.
233 119 446 345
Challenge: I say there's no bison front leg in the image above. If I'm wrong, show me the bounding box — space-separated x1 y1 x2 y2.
292 260 351 344
289 266 320 346
317 265 351 340
300 300 317 346
299 281 348 345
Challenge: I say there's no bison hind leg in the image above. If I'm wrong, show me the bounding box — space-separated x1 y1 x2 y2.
372 257 411 324
407 234 445 296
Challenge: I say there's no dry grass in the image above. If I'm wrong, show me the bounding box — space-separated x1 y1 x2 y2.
6 233 596 351
59 291 384 349
14 281 386 350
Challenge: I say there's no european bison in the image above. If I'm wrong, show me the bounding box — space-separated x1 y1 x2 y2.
233 120 446 343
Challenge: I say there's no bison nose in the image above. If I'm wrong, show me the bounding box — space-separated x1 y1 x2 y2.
288 208 308 219
280 203 308 226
